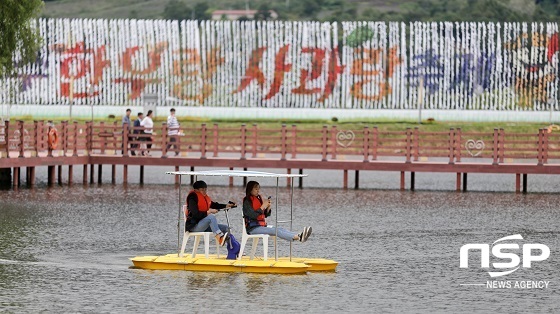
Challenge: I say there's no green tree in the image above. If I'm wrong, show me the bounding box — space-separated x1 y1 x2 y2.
163 0 192 20
255 3 272 20
193 2 211 20
0 0 43 76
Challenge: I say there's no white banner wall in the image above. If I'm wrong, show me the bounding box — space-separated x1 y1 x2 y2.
1 19 559 111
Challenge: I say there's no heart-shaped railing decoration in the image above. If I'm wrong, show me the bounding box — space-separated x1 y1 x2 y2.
336 130 355 148
465 139 485 157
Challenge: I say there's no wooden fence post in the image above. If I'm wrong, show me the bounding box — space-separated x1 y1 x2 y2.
537 129 544 166
492 128 499 165
123 123 130 157
405 127 412 163
73 121 78 156
39 120 45 153
86 121 93 156
448 128 455 164
62 120 68 157
331 125 337 160
34 121 39 157
413 127 419 161
372 126 378 160
291 125 297 159
100 121 106 154
321 125 328 161
201 123 207 159
111 121 117 153
252 124 258 158
363 126 369 162
281 124 287 161
241 124 247 160
4 121 9 158
18 120 24 158
543 128 549 164
499 128 505 164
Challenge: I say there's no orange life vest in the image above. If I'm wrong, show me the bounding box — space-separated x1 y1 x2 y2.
245 195 266 229
186 190 212 217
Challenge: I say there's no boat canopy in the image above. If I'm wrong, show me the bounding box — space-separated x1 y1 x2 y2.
166 169 307 178
169 169 305 261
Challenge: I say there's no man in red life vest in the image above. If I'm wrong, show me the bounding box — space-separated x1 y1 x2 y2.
242 181 312 242
185 181 235 246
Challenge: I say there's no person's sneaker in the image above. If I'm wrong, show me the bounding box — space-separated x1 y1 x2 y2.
300 226 312 242
216 232 229 247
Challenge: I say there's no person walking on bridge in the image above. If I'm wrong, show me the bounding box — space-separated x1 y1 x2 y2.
166 108 180 156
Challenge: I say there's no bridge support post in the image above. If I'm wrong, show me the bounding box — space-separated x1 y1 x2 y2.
355 170 359 190
58 166 62 185
140 166 144 184
47 166 54 185
456 173 461 191
523 174 527 193
400 171 405 190
83 165 88 185
298 169 303 189
13 167 20 188
98 164 102 184
89 164 94 184
124 165 128 184
26 167 31 186
343 170 348 189
111 165 116 184
515 174 520 193
68 165 73 186
462 173 468 192
410 172 415 191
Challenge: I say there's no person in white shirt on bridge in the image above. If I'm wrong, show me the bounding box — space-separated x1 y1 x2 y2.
140 110 154 156
166 108 180 156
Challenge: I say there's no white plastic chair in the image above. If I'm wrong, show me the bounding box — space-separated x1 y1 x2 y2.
180 205 220 258
238 219 276 261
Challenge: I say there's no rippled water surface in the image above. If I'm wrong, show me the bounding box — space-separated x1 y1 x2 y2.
1 174 559 313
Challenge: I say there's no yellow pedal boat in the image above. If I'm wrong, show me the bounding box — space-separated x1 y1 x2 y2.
131 254 338 274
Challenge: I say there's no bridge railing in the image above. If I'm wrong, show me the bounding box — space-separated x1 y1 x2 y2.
2 120 558 165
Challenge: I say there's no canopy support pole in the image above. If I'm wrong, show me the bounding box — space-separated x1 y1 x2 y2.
178 175 182 256
290 178 294 261
275 177 279 261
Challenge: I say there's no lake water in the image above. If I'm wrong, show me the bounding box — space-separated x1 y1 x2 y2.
0 170 559 313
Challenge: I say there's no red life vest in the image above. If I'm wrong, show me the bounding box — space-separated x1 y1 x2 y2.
245 195 266 229
186 190 212 218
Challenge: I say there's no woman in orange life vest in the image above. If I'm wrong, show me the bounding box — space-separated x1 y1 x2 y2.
242 181 312 242
186 181 236 246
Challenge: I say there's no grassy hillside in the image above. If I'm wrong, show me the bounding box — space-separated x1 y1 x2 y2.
42 0 542 21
